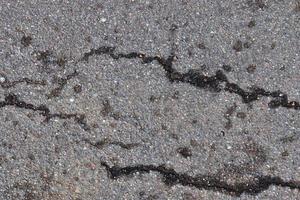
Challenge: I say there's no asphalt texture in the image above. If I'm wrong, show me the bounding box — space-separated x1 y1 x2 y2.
0 0 300 199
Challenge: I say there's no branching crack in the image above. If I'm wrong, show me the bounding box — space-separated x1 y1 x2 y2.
101 162 300 197
47 70 78 98
0 93 90 131
81 46 300 110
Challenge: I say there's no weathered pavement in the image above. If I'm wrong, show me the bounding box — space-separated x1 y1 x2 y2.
0 1 300 199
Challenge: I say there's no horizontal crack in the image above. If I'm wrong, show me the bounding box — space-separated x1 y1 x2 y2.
0 93 90 131
0 73 46 89
84 138 139 150
80 46 299 110
101 162 300 197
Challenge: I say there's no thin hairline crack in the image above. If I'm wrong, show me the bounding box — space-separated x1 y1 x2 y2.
47 70 78 98
101 162 300 197
83 138 139 150
80 46 300 110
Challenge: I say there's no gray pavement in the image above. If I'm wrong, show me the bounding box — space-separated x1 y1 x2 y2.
0 0 300 199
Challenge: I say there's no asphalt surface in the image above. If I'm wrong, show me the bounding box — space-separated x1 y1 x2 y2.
0 0 300 199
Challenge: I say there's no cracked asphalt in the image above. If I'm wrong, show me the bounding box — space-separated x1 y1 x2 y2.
0 0 300 199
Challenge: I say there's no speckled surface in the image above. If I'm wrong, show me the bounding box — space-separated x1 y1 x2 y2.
0 1 300 199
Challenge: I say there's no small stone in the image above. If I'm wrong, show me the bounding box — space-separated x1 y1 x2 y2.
73 84 82 93
197 42 206 49
21 35 32 47
248 20 256 28
0 76 6 83
271 42 276 49
247 64 257 73
149 95 158 102
243 42 251 49
281 150 289 157
172 91 180 99
170 24 178 31
100 17 107 22
57 56 67 67
177 147 192 158
255 0 266 9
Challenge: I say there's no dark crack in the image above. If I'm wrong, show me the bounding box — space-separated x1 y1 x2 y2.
21 35 32 47
84 138 139 150
101 162 300 197
80 46 300 110
0 93 90 131
0 73 46 89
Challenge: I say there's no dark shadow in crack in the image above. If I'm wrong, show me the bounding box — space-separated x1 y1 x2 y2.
0 93 90 131
101 161 300 197
78 46 300 111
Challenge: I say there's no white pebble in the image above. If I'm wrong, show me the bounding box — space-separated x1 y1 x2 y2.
100 17 107 23
0 76 6 83
69 98 75 103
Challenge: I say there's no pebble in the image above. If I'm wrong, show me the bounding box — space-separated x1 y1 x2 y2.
0 76 6 83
